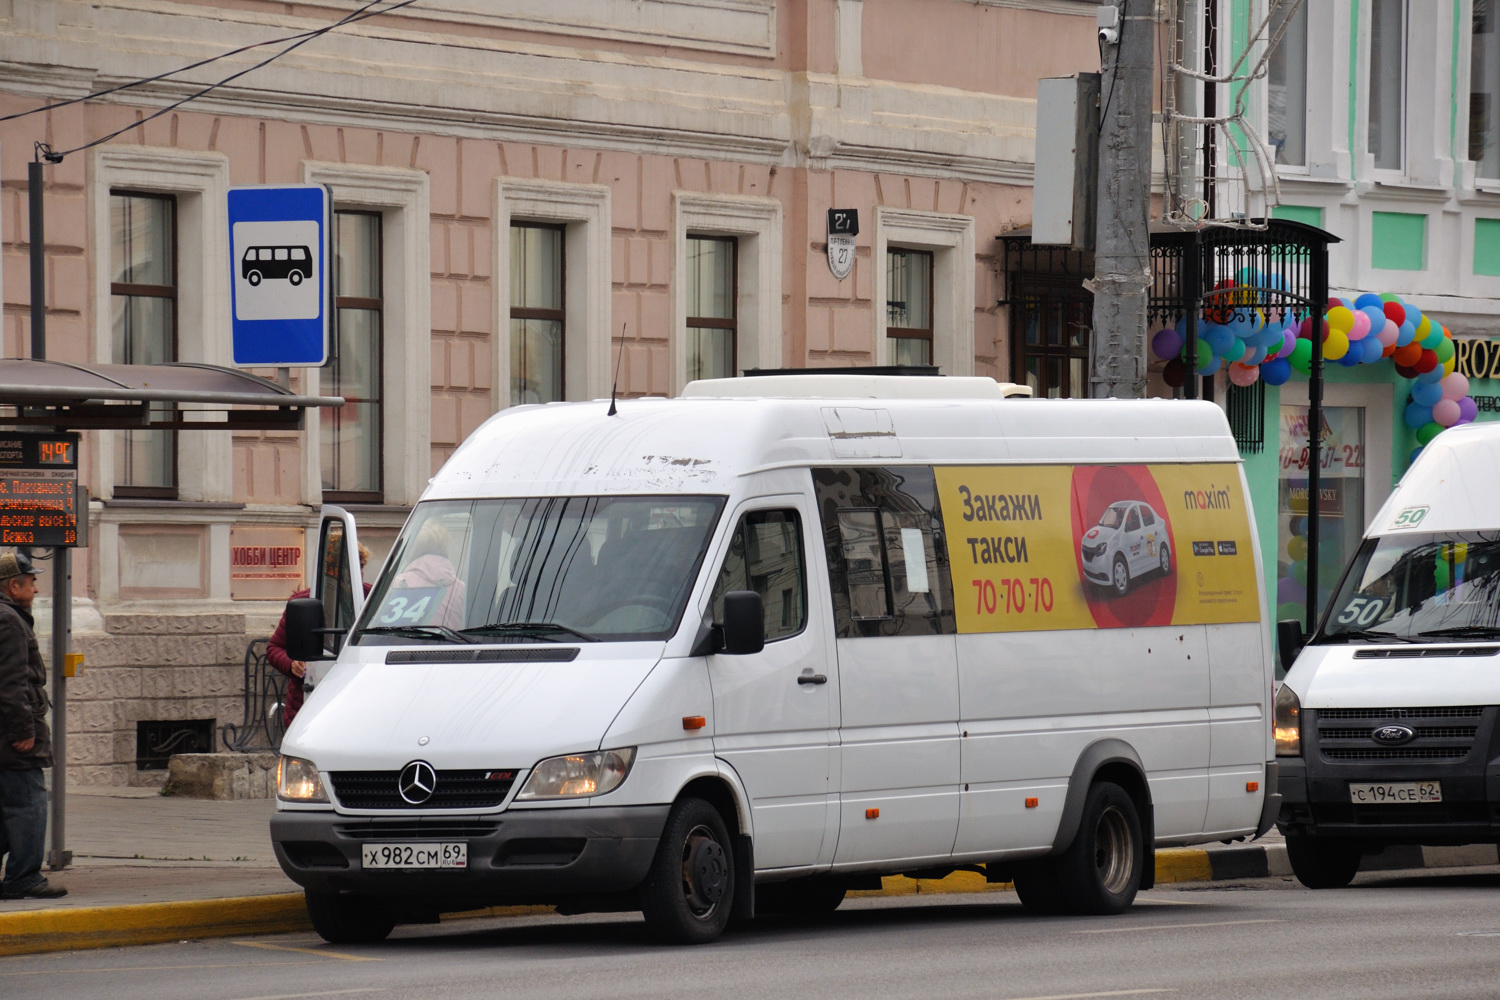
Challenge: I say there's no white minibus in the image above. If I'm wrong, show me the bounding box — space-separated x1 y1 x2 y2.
1275 420 1500 888
271 375 1278 944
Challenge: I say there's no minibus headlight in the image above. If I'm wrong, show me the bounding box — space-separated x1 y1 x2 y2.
517 748 636 800
1274 685 1302 757
277 755 329 802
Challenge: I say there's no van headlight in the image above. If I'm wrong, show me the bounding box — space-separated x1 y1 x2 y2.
277 755 329 802
1274 685 1302 757
516 748 636 800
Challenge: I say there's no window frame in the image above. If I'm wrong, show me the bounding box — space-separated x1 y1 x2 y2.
709 506 809 643
685 234 739 382
323 208 385 505
1366 0 1408 174
109 189 180 500
508 220 568 406
1011 272 1092 399
885 246 934 366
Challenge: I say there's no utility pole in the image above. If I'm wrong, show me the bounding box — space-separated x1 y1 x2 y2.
1090 0 1155 399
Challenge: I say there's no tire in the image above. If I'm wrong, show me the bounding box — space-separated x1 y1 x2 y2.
305 891 395 944
289 270 304 286
1158 543 1171 576
1285 833 1361 889
756 877 847 916
1112 555 1131 597
1012 860 1066 915
247 271 262 286
1050 782 1144 915
639 797 735 944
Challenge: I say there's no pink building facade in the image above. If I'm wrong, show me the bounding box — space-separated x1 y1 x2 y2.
0 0 1099 783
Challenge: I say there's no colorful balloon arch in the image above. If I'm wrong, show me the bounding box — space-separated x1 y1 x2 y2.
1150 276 1475 464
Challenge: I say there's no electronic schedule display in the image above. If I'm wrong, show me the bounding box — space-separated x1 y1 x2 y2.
0 433 81 547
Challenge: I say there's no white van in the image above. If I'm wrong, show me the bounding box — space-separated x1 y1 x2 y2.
271 375 1278 945
1274 421 1500 888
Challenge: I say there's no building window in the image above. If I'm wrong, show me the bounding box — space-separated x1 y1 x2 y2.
1016 276 1090 398
686 236 737 381
323 210 383 502
110 192 177 498
1368 0 1406 171
1268 0 1308 166
510 223 565 405
886 248 933 366
1474 1 1500 179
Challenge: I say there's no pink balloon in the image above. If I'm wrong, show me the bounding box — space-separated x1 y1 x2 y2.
1228 362 1261 387
1441 372 1469 401
1377 319 1400 347
1348 311 1371 341
1432 399 1461 427
1241 343 1258 363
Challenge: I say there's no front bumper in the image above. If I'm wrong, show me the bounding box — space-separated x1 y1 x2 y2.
271 804 669 908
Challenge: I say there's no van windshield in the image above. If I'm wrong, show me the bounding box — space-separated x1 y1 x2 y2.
1316 531 1500 643
355 495 725 644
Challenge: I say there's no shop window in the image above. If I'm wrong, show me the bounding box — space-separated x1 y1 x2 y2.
510 222 566 405
323 210 383 502
686 236 737 381
1268 0 1308 166
709 509 806 641
1368 0 1406 171
886 248 933 366
1473 0 1500 178
110 191 178 498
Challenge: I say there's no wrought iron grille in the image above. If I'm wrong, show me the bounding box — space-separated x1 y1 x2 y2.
220 639 287 753
136 718 215 770
999 236 1093 398
1226 380 1266 453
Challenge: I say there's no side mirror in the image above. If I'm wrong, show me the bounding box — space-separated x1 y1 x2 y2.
1276 619 1305 674
286 597 331 662
721 591 765 656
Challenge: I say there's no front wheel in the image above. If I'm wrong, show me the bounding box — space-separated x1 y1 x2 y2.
639 797 735 944
246 271 262 286
1112 555 1131 597
305 891 395 944
1285 833 1361 889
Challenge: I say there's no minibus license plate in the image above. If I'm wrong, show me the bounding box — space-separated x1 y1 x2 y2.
362 843 467 869
1348 781 1441 804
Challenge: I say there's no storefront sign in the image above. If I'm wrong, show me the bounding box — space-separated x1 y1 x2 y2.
229 525 305 601
1454 338 1500 380
935 462 1260 634
0 432 81 547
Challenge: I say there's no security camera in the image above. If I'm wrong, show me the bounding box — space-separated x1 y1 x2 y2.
1097 5 1120 46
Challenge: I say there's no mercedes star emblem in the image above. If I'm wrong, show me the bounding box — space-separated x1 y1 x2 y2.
398 760 437 805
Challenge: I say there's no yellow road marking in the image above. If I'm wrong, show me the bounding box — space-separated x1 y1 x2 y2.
1073 918 1283 935
0 961 325 977
233 940 382 962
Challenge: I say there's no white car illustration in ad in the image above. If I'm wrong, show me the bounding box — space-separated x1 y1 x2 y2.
1080 500 1171 596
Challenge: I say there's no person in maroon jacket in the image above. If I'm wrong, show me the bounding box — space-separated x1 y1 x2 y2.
267 543 371 728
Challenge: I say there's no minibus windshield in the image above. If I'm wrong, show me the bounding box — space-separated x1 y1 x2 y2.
1316 531 1500 644
355 495 725 644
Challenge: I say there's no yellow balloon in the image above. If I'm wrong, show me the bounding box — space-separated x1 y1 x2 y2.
1287 536 1307 561
1326 306 1355 334
1416 316 1432 338
1444 355 1457 376
1324 329 1350 360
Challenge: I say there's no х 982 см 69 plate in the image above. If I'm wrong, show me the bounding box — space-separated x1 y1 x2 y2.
361 843 468 869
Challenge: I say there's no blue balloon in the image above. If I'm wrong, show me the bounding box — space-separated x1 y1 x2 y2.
1175 314 1188 338
1261 357 1292 386
1338 351 1362 367
1227 312 1252 339
1248 345 1269 366
1360 305 1387 332
1405 402 1433 429
1338 297 1355 311
1203 323 1234 354
1405 303 1424 329
1397 321 1417 347
1412 381 1444 406
1417 365 1445 384
1355 293 1385 310
1360 335 1385 363
1409 446 1424 466
1196 352 1222 376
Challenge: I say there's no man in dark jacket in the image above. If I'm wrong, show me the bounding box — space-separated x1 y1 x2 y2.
0 551 66 899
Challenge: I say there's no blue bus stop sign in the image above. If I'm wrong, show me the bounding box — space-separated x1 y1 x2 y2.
227 185 330 366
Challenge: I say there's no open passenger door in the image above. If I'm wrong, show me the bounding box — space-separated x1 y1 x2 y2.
311 505 365 665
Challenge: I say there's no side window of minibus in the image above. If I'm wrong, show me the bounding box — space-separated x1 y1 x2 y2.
711 509 808 641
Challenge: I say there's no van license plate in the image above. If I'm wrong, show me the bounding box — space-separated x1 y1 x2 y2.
1348 782 1442 804
361 843 467 869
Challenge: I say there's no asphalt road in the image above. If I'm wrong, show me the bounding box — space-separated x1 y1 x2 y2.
5 867 1500 1000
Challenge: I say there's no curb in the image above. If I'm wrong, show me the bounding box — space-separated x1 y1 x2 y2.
3 842 1493 957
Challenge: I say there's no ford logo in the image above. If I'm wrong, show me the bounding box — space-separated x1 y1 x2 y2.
398 760 437 805
1372 725 1416 746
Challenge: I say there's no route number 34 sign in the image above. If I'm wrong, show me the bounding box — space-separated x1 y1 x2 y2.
827 208 858 280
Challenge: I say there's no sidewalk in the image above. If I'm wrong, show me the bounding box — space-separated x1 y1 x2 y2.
2 789 1496 956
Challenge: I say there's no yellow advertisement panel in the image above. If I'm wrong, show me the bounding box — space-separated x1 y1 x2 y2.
935 463 1260 634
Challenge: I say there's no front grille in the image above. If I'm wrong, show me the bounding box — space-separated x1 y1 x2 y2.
328 770 518 809
1317 707 1484 720
335 820 502 839
1319 726 1479 740
1323 748 1470 761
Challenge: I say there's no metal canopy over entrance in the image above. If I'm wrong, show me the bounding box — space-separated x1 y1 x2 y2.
0 359 343 430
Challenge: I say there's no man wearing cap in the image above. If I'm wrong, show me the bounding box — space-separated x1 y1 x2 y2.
0 552 66 899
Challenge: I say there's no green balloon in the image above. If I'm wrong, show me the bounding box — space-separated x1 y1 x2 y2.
1417 421 1444 445
1435 337 1455 363
1195 340 1213 366
1277 601 1305 622
1435 559 1451 591
1290 559 1307 585
1290 338 1313 372
1379 292 1399 303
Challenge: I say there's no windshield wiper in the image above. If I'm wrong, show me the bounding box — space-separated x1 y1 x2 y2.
1319 628 1420 644
1416 625 1500 639
361 625 475 644
460 621 599 643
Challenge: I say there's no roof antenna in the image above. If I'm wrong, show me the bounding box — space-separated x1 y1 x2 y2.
606 322 626 416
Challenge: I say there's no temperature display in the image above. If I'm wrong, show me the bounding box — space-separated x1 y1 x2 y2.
38 440 73 465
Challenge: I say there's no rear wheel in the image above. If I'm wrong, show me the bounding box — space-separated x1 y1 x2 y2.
639 797 735 944
305 891 395 944
756 877 847 916
1158 543 1171 576
1018 782 1144 916
289 270 304 286
1285 833 1361 889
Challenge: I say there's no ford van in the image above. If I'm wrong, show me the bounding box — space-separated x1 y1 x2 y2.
271 375 1279 944
1274 421 1500 888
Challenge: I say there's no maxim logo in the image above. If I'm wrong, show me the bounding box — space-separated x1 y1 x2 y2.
1184 485 1232 511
